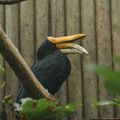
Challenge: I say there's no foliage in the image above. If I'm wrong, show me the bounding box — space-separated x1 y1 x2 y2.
89 56 120 107
14 98 80 120
0 94 13 106
0 66 5 75
0 65 5 89
0 65 13 108
0 65 80 120
92 98 120 107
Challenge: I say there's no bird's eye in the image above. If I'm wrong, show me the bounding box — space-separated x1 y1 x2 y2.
52 44 56 48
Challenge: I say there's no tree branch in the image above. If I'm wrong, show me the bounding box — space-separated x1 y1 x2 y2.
0 0 26 5
0 25 55 101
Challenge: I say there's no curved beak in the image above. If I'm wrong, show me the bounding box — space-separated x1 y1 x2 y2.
57 43 88 55
47 34 88 55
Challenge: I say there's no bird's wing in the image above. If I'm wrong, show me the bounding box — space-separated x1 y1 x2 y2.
17 52 70 102
31 52 71 94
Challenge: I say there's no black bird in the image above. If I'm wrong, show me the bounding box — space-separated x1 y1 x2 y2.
17 34 88 102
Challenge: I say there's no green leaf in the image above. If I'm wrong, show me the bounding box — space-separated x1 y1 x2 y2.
92 98 120 107
0 81 5 88
104 78 120 95
90 64 120 95
0 94 13 106
112 98 120 106
113 56 120 64
0 66 5 75
92 100 114 107
89 64 120 80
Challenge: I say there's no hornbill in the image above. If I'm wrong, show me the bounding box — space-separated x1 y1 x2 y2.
17 34 88 102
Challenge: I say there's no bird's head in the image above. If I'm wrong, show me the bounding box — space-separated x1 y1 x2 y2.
37 34 88 60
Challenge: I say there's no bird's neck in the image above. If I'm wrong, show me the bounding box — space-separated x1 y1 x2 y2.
37 40 57 60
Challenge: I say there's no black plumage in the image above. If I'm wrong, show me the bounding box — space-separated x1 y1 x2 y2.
17 34 88 102
17 40 71 102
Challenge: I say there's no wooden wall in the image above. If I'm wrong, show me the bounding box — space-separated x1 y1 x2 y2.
0 0 120 119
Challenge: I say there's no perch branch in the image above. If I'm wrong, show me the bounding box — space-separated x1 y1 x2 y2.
0 25 55 101
0 0 26 5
